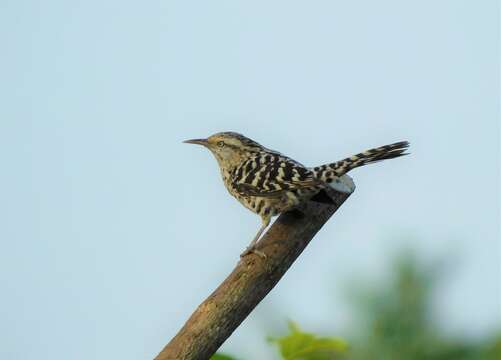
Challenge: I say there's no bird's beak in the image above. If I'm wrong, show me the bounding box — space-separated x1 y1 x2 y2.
183 138 209 146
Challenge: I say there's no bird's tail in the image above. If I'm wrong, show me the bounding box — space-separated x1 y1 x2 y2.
312 141 410 190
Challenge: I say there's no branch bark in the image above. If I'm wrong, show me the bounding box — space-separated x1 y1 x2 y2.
154 189 351 360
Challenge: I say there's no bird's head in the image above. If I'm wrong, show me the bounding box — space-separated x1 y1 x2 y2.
184 132 263 168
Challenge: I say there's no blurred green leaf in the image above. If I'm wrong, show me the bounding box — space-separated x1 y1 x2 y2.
270 321 347 360
217 248 500 360
341 251 501 360
481 333 501 360
211 353 238 360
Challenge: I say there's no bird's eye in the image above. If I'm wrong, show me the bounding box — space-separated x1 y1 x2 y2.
217 141 225 147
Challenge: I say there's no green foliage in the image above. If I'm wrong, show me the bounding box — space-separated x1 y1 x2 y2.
211 353 238 360
269 321 347 360
215 250 501 360
343 252 501 360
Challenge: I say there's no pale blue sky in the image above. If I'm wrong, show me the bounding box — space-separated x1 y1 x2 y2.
0 1 499 359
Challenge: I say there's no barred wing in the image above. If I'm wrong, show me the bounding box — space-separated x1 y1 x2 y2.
231 154 321 197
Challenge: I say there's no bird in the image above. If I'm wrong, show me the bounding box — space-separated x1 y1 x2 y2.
184 132 409 258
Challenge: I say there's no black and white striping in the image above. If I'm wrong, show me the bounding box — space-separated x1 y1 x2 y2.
184 132 409 257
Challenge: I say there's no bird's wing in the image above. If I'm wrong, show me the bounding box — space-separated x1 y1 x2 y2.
232 154 322 197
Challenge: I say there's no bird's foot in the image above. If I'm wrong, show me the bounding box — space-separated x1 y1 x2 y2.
240 246 267 259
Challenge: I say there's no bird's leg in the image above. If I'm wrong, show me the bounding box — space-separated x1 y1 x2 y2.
240 216 271 258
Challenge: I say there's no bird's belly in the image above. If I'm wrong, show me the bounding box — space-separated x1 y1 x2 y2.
234 188 322 217
234 195 276 215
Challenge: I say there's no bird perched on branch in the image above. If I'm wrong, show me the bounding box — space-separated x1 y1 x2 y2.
184 132 409 258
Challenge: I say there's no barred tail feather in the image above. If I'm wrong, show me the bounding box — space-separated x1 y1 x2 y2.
312 141 410 182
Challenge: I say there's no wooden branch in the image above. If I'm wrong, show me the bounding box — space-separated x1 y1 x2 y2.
154 189 351 360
